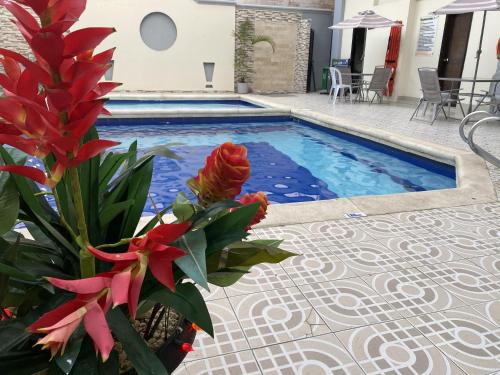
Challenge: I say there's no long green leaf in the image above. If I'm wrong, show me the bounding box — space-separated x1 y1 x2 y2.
107 308 168 375
146 282 214 337
208 267 250 287
0 262 37 281
100 199 135 226
0 178 19 236
175 229 208 291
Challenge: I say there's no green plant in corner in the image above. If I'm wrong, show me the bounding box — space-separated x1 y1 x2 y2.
234 18 276 92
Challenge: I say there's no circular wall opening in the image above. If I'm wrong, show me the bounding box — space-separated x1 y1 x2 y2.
140 12 177 51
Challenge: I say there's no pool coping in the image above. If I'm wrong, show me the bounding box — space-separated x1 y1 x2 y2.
106 93 497 228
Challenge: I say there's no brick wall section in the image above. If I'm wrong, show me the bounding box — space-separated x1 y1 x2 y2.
236 8 311 93
239 0 334 11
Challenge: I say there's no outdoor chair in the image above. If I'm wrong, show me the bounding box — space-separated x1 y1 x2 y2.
475 81 500 114
329 67 353 105
366 67 392 104
335 66 364 100
410 67 465 125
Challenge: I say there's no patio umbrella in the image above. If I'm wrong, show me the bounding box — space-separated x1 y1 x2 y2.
433 0 500 113
329 10 400 29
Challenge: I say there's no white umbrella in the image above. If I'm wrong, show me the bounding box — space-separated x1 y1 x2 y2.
433 0 500 113
329 10 400 30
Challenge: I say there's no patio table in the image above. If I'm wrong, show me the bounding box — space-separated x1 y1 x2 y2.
439 76 500 114
342 73 374 102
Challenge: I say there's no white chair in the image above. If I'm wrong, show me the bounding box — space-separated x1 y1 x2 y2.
329 67 352 105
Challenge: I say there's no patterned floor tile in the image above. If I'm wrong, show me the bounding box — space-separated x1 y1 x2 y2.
175 350 261 375
379 236 462 267
229 287 329 348
356 215 427 239
436 231 498 259
299 279 400 332
418 261 500 304
184 299 249 362
364 269 464 317
471 301 500 326
253 334 364 375
199 284 227 301
253 225 327 253
281 247 355 286
408 307 500 375
394 210 459 233
304 219 373 245
470 255 500 277
224 263 294 297
330 241 413 276
337 319 464 374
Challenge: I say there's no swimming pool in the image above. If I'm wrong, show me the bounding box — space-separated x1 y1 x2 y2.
105 99 263 110
96 116 456 215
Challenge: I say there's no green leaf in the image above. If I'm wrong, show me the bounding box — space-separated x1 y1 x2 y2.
107 308 168 375
142 145 181 161
0 262 37 282
146 282 214 337
223 241 297 268
0 178 19 236
0 350 49 375
135 206 172 237
100 199 135 226
207 267 250 287
175 229 208 291
172 193 196 221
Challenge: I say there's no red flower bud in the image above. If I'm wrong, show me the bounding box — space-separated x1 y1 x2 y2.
188 142 250 206
181 343 194 353
239 192 269 228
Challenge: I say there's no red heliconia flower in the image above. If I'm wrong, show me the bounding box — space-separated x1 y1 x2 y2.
1 307 12 320
88 223 190 319
29 275 115 361
188 142 251 206
239 192 269 228
0 0 121 187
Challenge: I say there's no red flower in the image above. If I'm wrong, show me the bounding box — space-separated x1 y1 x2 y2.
188 142 250 206
239 192 269 228
181 343 194 353
88 223 190 319
0 0 121 187
29 275 115 361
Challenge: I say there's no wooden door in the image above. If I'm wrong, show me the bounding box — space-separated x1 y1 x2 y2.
350 28 367 74
438 13 473 91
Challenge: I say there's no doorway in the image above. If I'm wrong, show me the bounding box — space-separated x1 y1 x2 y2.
350 28 367 74
438 13 473 91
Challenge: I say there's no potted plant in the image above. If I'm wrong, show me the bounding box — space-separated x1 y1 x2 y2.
0 1 296 374
234 19 276 94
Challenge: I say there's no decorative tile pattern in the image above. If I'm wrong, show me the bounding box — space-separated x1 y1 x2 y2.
176 350 261 375
408 308 500 375
472 301 500 326
357 216 427 239
253 225 326 253
299 279 400 331
199 285 227 301
184 299 248 361
364 269 464 317
337 319 464 374
379 236 461 267
470 255 500 277
224 263 294 297
230 287 329 348
436 231 498 259
253 334 364 375
304 219 373 245
418 261 500 304
281 248 355 286
330 241 412 276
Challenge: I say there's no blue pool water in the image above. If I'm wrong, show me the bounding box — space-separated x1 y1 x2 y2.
96 116 456 215
105 99 263 110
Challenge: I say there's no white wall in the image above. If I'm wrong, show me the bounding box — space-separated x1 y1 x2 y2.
80 0 236 92
340 0 500 99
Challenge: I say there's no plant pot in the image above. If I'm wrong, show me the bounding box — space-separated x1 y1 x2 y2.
236 82 249 94
122 319 197 374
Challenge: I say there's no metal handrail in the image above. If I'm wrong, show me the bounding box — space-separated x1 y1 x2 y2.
459 111 500 167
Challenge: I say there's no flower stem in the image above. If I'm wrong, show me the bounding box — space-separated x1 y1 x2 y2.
96 238 133 250
69 167 94 277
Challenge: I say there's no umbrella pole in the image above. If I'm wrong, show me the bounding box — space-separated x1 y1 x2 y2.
469 11 487 114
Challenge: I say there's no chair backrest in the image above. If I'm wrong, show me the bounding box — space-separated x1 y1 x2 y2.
334 65 352 85
418 68 442 103
329 67 343 89
368 67 392 91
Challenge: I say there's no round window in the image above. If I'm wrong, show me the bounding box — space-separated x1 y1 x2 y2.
140 12 177 51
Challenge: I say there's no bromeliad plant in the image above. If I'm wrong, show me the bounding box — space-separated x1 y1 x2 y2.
0 1 295 374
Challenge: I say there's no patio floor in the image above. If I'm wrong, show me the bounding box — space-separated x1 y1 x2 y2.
175 94 500 375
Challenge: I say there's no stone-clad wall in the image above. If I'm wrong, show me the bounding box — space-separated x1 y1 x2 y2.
0 8 31 58
236 8 311 93
239 0 334 10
